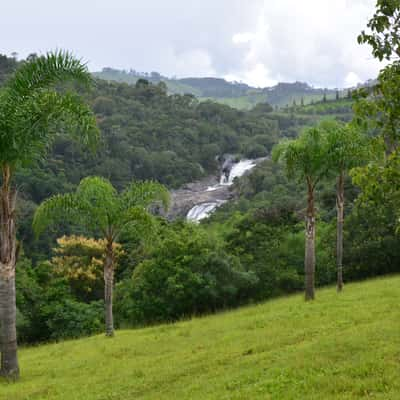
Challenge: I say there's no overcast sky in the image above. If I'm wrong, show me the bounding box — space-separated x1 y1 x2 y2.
1 0 383 88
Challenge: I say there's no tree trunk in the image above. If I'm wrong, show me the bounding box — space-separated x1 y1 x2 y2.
304 180 316 301
0 165 19 379
104 240 114 337
336 171 345 292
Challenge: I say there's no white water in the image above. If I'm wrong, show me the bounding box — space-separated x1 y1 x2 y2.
186 201 224 222
187 159 257 222
220 159 256 185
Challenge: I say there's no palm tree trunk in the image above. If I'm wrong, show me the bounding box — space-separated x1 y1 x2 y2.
305 180 316 301
104 240 114 337
336 171 345 292
0 165 19 379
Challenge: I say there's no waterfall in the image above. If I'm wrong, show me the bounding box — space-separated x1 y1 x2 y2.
187 159 258 222
220 159 256 185
186 202 223 222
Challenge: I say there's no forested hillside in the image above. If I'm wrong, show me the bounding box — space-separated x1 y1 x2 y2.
0 53 397 351
93 68 344 109
2 0 400 390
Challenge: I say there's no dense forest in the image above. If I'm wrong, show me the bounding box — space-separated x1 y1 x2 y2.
1 2 400 397
0 40 398 358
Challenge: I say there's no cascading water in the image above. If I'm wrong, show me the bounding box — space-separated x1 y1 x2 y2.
220 159 256 185
187 159 257 222
186 201 225 222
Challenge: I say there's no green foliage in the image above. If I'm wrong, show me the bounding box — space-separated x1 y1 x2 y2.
358 0 400 61
224 209 336 298
351 149 400 231
0 47 398 349
272 124 329 184
354 62 400 153
225 208 304 298
0 54 18 85
0 51 99 168
353 1 400 234
16 257 103 343
94 69 344 109
33 177 169 241
344 196 400 277
318 119 373 179
115 223 257 325
41 299 103 340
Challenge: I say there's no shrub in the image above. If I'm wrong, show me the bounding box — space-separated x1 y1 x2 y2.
115 224 257 325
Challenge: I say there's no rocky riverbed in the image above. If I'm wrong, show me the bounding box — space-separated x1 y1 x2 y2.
167 157 266 221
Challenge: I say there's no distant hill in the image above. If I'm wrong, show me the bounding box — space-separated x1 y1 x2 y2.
93 68 347 109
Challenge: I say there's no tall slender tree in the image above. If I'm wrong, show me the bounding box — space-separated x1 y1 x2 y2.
33 176 169 337
0 51 98 379
272 126 328 300
323 120 371 291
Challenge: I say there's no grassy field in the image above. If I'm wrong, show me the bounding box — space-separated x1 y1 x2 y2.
2 276 399 400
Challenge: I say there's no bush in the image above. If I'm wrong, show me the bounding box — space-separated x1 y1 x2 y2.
16 257 103 342
225 209 335 299
115 223 257 325
42 299 103 340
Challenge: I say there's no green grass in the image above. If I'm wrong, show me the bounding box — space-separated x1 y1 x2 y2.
2 276 400 399
199 93 267 110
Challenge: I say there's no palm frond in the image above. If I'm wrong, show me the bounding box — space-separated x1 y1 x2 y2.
32 193 77 238
34 177 169 242
0 90 98 166
272 125 329 183
121 180 170 211
6 50 92 99
0 50 98 168
117 206 157 240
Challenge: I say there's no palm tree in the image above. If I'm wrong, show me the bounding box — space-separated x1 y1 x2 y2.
324 120 371 291
0 51 98 379
272 126 328 300
33 176 169 337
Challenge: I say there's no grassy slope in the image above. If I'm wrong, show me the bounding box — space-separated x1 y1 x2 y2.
2 276 400 400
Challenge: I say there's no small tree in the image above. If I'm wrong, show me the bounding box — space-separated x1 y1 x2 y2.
33 177 169 337
272 126 328 300
0 51 98 379
50 235 123 302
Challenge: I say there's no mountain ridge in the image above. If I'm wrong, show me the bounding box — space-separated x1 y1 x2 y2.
92 67 354 109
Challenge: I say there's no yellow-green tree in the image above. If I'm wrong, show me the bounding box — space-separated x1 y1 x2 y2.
33 177 169 337
51 235 123 301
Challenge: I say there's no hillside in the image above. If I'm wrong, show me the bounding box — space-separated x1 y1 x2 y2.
3 276 400 399
93 68 344 109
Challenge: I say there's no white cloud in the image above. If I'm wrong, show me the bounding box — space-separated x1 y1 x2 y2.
225 63 277 88
232 32 255 45
345 72 362 87
222 0 382 87
0 0 384 88
164 48 216 78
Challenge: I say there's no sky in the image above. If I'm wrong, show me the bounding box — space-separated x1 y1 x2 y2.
1 0 383 88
